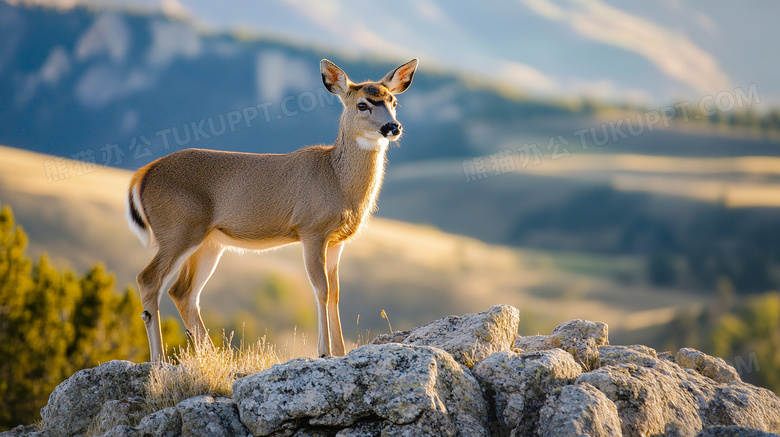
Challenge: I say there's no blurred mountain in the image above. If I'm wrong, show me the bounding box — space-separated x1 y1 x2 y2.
3 2 779 169
6 0 780 107
0 1 597 167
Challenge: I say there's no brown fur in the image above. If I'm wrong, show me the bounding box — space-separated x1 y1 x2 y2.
127 58 418 360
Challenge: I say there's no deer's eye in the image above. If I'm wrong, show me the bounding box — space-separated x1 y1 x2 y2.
392 100 398 109
357 102 369 111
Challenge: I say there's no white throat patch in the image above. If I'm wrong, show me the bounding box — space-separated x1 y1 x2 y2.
356 136 389 151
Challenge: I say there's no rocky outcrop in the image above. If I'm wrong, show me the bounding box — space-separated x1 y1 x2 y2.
97 395 250 437
695 427 780 437
4 306 780 437
39 360 154 437
578 345 780 436
515 318 609 370
232 344 488 436
90 397 147 435
677 347 741 384
538 382 622 437
371 304 520 367
474 348 582 435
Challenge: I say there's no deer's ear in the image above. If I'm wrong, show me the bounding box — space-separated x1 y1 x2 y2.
321 59 351 96
381 59 418 95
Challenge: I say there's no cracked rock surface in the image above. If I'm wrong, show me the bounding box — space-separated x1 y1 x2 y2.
5 307 780 437
232 343 489 436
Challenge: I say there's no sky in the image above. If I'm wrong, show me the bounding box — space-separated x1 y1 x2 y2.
5 0 780 107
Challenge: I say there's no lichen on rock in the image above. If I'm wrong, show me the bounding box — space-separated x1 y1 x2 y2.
515 319 609 370
473 348 582 435
371 304 520 367
677 347 741 384
538 382 622 437
6 306 780 437
39 360 153 437
232 343 489 436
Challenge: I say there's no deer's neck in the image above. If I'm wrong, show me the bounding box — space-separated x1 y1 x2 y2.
331 130 388 219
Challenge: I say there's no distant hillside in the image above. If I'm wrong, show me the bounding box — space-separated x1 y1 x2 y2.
3 1 779 173
0 2 590 169
0 144 706 352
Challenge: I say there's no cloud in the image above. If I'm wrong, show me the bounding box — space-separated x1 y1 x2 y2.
520 0 732 96
255 51 316 103
4 0 80 8
75 13 130 63
499 61 560 92
402 84 463 123
160 0 190 19
146 19 202 67
39 45 71 85
0 5 25 73
74 64 153 108
15 46 72 106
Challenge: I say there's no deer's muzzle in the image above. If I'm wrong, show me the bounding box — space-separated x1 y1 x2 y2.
380 122 401 138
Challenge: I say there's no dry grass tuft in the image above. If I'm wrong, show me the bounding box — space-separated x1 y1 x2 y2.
144 333 280 414
354 314 373 349
380 309 394 335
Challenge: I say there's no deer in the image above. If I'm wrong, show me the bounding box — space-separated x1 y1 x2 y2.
125 58 418 361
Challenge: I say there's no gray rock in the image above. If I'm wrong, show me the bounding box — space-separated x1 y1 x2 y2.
596 344 658 368
702 383 780 432
0 426 50 437
371 305 520 367
40 360 152 437
98 395 249 437
515 319 608 370
677 348 741 384
177 395 251 437
696 426 780 437
132 407 181 437
538 382 622 437
473 348 581 436
232 343 489 437
96 408 178 437
658 350 676 362
514 334 548 352
578 359 709 436
98 425 138 437
578 353 780 437
334 422 383 436
176 395 252 437
292 429 332 437
89 396 147 435
370 330 411 345
15 314 780 437
550 319 609 363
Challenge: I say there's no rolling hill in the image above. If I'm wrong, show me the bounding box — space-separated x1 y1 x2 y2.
0 144 707 354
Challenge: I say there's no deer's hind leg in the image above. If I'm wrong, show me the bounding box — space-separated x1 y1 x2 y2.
137 243 201 361
168 241 224 350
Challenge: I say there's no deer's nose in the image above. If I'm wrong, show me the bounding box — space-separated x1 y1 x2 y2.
381 122 401 137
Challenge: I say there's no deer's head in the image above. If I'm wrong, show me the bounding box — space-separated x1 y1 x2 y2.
321 58 418 151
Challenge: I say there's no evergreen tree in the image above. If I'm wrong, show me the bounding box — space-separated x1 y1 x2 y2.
0 203 181 429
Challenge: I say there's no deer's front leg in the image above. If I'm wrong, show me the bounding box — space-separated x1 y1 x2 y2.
302 236 331 358
326 242 345 356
